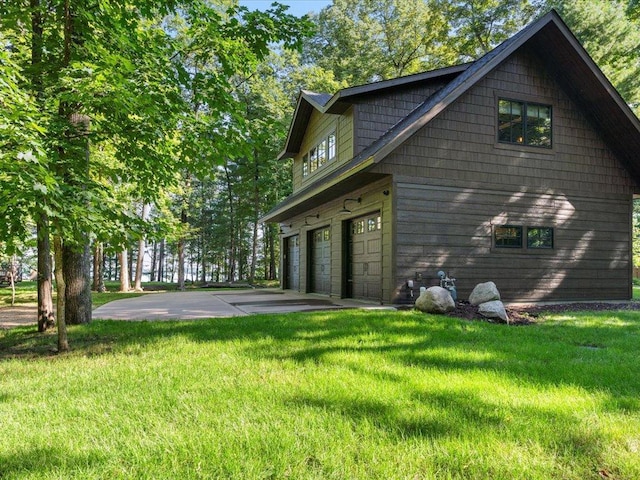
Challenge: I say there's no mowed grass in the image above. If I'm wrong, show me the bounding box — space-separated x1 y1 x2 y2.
1 309 640 479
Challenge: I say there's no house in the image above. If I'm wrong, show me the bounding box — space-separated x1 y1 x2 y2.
260 10 640 304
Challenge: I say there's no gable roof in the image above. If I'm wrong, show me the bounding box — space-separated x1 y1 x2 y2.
263 10 640 224
279 64 470 159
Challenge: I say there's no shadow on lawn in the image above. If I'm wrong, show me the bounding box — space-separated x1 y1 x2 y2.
2 309 640 402
1 310 635 477
0 446 105 478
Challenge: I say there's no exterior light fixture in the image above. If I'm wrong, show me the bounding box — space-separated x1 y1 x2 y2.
338 197 361 214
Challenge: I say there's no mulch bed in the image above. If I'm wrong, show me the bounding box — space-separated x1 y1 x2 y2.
445 301 640 325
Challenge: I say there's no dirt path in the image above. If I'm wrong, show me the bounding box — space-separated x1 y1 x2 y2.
0 305 37 329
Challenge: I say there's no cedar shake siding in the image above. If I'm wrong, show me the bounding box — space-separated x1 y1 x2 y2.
375 50 636 302
352 83 447 155
262 11 640 305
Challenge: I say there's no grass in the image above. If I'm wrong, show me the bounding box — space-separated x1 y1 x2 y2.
1 309 639 479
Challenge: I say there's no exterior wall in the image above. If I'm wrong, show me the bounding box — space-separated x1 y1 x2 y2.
291 107 354 193
374 50 637 302
353 83 446 154
279 178 393 302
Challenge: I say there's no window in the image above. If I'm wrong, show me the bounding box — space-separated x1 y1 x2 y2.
309 147 318 172
317 140 326 168
494 225 523 248
527 227 553 249
328 132 336 161
352 220 365 235
498 99 551 148
301 131 338 178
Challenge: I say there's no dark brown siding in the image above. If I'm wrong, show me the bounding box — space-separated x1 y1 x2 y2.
376 51 637 302
354 83 446 154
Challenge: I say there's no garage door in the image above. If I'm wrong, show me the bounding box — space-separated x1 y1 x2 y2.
285 235 299 290
348 213 382 301
310 227 331 294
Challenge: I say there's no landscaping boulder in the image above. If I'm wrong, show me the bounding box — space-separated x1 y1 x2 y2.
415 286 455 314
469 281 500 306
478 300 510 323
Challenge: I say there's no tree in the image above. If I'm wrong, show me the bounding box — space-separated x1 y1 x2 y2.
444 0 541 59
544 0 640 114
0 0 312 349
304 0 451 84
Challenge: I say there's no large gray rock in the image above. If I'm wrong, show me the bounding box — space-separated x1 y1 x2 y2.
469 281 500 306
479 300 509 323
415 286 455 314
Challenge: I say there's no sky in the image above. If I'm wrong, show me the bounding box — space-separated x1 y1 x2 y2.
238 0 332 17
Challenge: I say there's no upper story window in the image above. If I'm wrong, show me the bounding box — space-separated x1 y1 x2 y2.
303 130 337 177
498 99 552 148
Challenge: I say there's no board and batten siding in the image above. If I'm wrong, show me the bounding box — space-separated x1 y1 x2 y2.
374 49 637 302
291 107 354 193
279 178 393 301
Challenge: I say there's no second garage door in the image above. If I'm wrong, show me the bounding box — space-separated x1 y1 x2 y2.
310 227 331 294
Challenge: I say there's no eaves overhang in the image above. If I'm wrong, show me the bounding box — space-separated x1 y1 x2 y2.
260 155 382 224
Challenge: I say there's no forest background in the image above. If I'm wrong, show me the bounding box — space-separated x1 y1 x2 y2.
1 0 639 343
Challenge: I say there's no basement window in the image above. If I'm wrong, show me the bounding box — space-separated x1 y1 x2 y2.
494 225 523 248
527 227 554 249
498 99 552 148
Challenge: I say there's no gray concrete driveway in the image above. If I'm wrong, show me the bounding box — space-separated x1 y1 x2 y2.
93 289 391 321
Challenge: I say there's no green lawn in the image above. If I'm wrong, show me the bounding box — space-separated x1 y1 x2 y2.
1 309 639 479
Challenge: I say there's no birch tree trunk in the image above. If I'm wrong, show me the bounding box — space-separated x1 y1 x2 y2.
119 249 130 292
134 204 150 291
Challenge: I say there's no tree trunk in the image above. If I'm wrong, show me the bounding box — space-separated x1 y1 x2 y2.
54 236 68 352
36 215 55 331
134 204 149 291
178 210 186 291
119 249 130 292
134 238 145 291
31 0 55 332
157 239 165 282
150 241 157 282
223 163 236 283
250 151 260 284
92 242 106 292
63 242 92 325
267 224 277 281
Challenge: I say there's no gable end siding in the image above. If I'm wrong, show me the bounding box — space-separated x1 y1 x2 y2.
354 83 447 155
374 50 636 302
292 107 354 192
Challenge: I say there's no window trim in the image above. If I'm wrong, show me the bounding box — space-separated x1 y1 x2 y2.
497 98 552 149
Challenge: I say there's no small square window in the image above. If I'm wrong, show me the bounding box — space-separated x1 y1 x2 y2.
495 225 522 248
527 227 553 249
